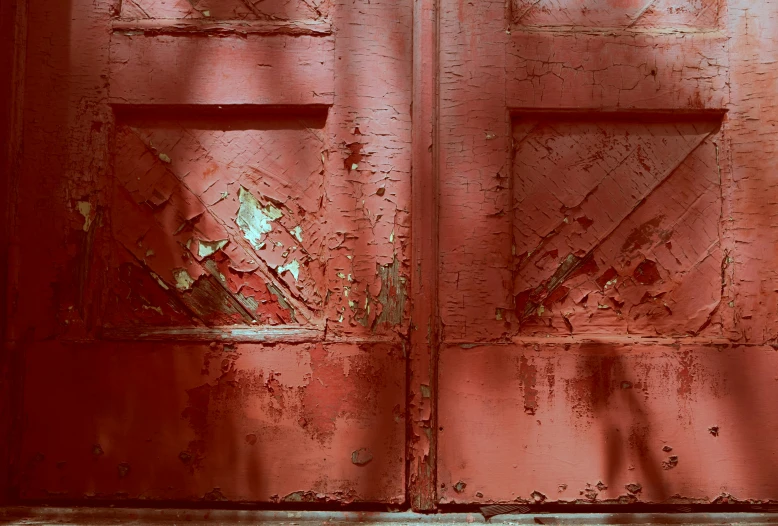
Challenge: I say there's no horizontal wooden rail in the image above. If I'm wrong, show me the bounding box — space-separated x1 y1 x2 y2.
100 325 323 343
112 18 332 36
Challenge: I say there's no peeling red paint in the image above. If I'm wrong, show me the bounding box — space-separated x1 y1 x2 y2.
19 342 406 502
518 356 538 415
437 0 778 507
120 0 331 21
439 344 778 504
510 117 725 336
7 0 778 511
11 0 412 503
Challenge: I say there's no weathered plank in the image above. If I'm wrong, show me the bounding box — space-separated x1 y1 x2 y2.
439 343 778 504
0 0 26 504
109 34 335 106
19 341 405 503
409 0 438 509
112 19 333 36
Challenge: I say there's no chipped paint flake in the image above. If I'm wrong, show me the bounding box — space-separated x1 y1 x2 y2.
172 268 195 291
150 272 169 291
76 201 93 231
351 447 373 466
158 153 171 163
292 225 303 242
278 259 300 281
235 186 283 250
141 304 163 315
198 239 228 258
375 256 407 327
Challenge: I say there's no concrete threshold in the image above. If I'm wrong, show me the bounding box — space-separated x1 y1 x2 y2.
2 508 778 526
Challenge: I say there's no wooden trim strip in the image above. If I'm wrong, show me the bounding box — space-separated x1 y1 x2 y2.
0 0 27 504
408 0 439 509
112 18 333 36
509 108 728 118
98 326 409 345
5 508 778 524
100 325 324 343
509 25 726 37
446 336 743 347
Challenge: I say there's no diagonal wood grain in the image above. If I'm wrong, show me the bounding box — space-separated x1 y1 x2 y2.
108 122 326 327
512 117 723 335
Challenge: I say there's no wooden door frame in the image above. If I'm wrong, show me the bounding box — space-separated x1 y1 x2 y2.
0 0 27 505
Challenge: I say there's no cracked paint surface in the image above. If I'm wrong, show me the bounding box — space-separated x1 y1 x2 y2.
9 0 778 510
12 0 412 505
511 0 722 29
19 341 405 503
438 0 778 508
512 116 725 336
121 0 331 22
107 117 326 326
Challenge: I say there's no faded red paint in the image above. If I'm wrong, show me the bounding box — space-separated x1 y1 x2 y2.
439 344 778 504
5 0 778 512
437 0 778 510
9 0 412 506
20 342 405 502
512 116 723 335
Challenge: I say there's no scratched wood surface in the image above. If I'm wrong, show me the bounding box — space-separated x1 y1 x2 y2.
11 0 412 505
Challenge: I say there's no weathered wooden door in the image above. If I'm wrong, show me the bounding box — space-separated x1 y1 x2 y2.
437 0 778 507
9 0 413 505
7 0 778 512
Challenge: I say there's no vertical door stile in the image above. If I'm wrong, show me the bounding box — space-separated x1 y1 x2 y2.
409 0 440 511
0 0 28 505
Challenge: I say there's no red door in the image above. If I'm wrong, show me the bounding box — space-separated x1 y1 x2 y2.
437 0 778 506
8 0 412 505
5 0 778 512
